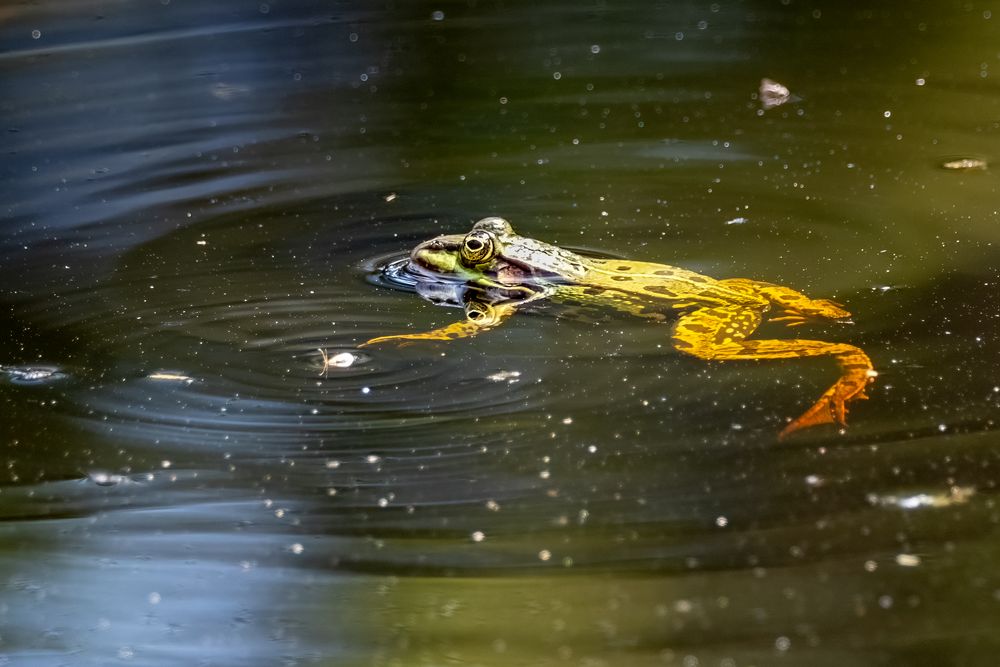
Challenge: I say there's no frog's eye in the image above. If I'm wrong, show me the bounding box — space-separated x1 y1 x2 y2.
460 230 496 264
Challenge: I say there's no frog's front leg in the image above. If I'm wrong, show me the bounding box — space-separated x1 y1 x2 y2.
360 301 517 347
672 305 875 438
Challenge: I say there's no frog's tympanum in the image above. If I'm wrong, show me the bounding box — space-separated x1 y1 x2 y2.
362 217 875 438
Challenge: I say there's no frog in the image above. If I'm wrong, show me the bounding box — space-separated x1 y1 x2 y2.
360 217 875 438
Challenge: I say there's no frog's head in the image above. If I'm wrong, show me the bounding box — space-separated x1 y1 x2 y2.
409 217 515 281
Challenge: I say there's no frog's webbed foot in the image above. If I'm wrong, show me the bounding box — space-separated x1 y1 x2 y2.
769 300 852 328
778 363 877 439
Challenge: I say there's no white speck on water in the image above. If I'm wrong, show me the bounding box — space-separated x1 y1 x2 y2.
865 559 878 572
366 455 381 464
160 460 171 469
148 592 161 605
895 553 921 567
916 77 926 86
384 192 397 202
485 500 500 511
590 44 601 54
539 470 550 479
361 386 371 394
775 636 791 652
471 531 485 542
538 549 552 561
587 444 597 453
715 516 728 527
117 647 134 660
725 217 749 225
878 595 893 609
31 29 41 39
561 417 573 425
431 10 445 21
325 460 340 469
289 543 304 554
196 240 207 246
553 71 562 80
377 497 389 508
883 110 892 118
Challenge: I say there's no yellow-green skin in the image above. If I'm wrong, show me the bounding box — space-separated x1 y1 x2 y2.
362 217 875 438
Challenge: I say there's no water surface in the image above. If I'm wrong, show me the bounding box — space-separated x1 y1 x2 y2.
3 2 1000 665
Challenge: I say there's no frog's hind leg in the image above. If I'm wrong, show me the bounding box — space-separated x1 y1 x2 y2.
719 279 851 327
672 305 875 438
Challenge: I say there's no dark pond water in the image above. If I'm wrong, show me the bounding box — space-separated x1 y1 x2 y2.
4 1 1000 665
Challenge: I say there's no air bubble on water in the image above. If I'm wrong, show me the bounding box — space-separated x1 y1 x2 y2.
31 29 41 39
590 44 601 54
805 474 824 486
431 10 445 21
775 636 791 652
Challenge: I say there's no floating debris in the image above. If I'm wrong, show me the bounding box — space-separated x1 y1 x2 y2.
147 371 196 384
871 485 975 509
486 370 521 383
759 78 792 110
0 365 65 385
895 553 922 567
725 217 749 226
940 157 988 171
383 192 398 202
84 471 137 487
318 349 359 374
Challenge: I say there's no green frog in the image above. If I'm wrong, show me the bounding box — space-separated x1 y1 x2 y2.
361 217 875 438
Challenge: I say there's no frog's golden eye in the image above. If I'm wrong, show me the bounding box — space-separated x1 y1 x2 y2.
460 230 496 264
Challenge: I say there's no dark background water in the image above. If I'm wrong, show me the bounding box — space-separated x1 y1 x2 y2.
3 1 1000 665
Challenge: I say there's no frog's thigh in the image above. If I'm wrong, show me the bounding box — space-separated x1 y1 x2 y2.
719 278 847 318
672 306 866 364
671 306 763 358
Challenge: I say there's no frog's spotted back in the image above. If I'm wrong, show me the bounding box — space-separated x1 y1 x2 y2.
362 218 875 438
